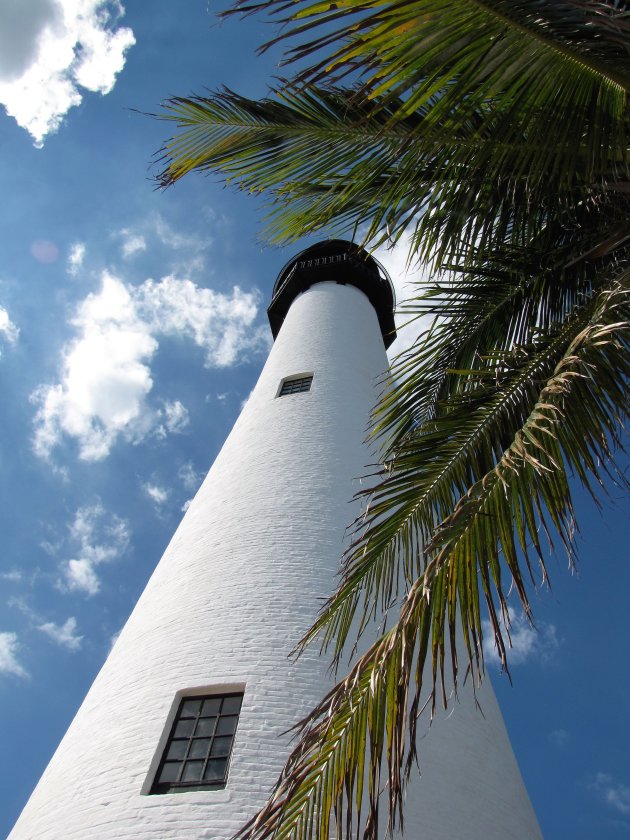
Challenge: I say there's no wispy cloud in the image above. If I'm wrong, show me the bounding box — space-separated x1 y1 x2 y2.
589 772 630 816
147 212 227 274
178 461 203 493
0 305 19 352
119 229 146 260
32 270 266 461
154 400 190 438
0 0 135 147
548 729 570 748
117 214 212 275
59 503 130 595
178 461 204 512
0 569 23 582
153 214 210 253
0 631 28 679
10 597 84 653
37 616 83 651
67 242 86 276
482 608 560 668
143 482 169 508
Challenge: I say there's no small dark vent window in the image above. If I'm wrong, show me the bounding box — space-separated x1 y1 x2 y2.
279 375 313 396
151 693 243 793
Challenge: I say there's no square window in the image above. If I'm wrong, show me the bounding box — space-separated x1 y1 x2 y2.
150 692 243 794
278 375 313 396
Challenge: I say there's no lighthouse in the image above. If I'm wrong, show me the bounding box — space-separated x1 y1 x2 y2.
9 240 541 840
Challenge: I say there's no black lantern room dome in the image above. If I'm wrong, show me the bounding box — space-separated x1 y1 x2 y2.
268 240 397 348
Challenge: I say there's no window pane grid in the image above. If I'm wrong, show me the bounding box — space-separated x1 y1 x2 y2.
152 693 243 793
279 375 313 396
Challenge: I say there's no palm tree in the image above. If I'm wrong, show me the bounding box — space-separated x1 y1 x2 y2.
155 2 630 837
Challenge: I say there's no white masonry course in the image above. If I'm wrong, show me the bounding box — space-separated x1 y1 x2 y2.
10 275 542 839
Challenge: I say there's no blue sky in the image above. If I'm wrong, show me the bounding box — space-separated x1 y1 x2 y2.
0 2 628 837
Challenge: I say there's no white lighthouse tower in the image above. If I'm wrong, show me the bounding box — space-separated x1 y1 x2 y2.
9 241 541 840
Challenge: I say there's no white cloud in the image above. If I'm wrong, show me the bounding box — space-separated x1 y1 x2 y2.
143 482 169 507
32 272 158 461
178 461 203 493
0 631 28 678
590 773 630 816
0 305 19 351
154 399 190 439
37 616 83 651
164 399 189 433
136 275 267 367
64 558 100 595
67 241 86 276
482 608 560 668
1 569 22 582
32 270 266 461
59 503 130 595
0 0 135 147
119 230 146 260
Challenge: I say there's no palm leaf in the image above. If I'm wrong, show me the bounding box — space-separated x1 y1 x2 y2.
234 274 629 840
157 84 629 270
301 262 629 661
226 0 629 166
256 1 628 94
378 211 630 448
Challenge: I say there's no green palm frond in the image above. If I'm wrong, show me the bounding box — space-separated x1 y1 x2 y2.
378 218 630 447
227 0 629 156
158 1 629 267
157 84 628 269
301 267 629 662
233 0 630 87
157 86 410 188
235 276 629 840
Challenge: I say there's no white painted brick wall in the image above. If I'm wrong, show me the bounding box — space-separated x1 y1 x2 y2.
9 280 541 840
